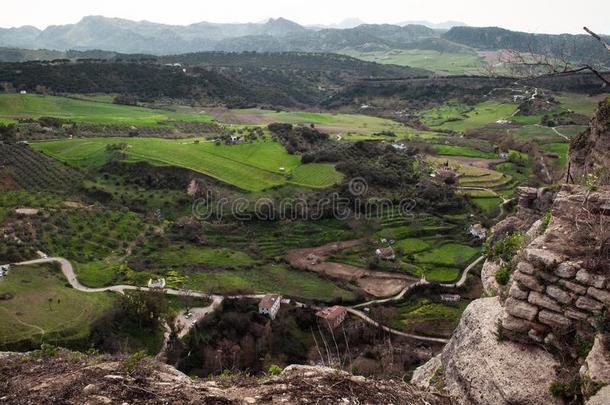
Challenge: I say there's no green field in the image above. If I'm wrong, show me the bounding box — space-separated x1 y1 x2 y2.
340 48 484 75
394 297 469 337
32 137 342 191
220 108 417 136
0 94 213 126
540 143 569 168
509 125 565 143
432 145 497 159
555 93 609 116
0 264 115 347
420 101 517 132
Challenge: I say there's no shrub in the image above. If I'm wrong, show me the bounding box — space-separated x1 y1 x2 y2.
486 232 525 262
540 211 552 232
121 350 147 373
495 266 510 285
268 364 282 376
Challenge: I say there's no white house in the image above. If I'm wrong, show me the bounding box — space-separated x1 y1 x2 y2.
147 278 166 289
20 90 27 95
375 246 395 260
468 224 487 240
0 264 10 278
440 294 461 302
259 294 281 320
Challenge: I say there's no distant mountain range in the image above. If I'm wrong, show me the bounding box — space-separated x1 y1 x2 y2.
0 16 608 66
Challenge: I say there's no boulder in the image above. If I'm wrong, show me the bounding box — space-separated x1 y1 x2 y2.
576 296 604 313
555 262 578 279
412 298 561 405
581 335 610 384
538 310 572 331
509 283 530 300
587 287 610 305
576 270 606 289
481 260 501 296
528 291 562 312
524 249 563 269
546 285 572 304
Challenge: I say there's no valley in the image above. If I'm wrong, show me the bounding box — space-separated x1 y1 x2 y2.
0 17 609 403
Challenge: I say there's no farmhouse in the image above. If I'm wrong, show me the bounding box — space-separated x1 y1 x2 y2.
468 224 487 240
375 246 395 260
0 264 9 278
147 278 166 289
316 306 347 329
259 294 281 320
498 150 510 159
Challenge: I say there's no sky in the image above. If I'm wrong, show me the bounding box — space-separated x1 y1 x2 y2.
1 0 608 34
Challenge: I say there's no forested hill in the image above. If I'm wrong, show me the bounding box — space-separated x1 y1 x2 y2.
0 56 428 107
443 26 610 66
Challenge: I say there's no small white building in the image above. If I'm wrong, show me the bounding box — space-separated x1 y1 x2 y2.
375 246 395 261
259 294 281 320
0 265 10 278
468 224 487 240
440 294 461 302
20 90 27 95
499 150 510 159
147 278 166 289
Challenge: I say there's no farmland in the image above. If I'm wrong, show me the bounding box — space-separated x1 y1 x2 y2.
0 94 213 126
340 48 485 75
32 137 342 191
420 101 517 132
208 107 418 136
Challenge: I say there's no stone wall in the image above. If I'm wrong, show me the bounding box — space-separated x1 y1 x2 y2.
501 186 610 346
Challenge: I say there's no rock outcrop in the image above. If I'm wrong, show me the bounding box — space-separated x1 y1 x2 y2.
411 297 561 405
500 185 610 345
0 351 448 405
569 97 610 183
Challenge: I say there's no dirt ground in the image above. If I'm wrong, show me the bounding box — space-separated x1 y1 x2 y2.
286 240 418 297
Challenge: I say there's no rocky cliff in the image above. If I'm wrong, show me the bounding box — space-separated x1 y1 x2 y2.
0 351 448 405
413 185 610 404
569 97 610 184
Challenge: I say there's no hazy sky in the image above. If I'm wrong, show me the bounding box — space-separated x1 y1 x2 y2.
1 0 608 34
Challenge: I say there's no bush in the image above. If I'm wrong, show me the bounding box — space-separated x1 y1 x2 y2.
486 232 524 262
121 350 148 373
495 266 510 285
267 364 282 376
540 211 552 232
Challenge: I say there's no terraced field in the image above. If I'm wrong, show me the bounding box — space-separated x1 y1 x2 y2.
0 94 213 126
32 137 342 191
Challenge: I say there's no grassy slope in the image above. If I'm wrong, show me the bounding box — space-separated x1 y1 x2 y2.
420 101 517 132
0 264 114 346
340 49 484 75
0 94 213 126
32 137 341 191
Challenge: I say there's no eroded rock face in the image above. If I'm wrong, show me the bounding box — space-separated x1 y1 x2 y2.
581 335 610 385
569 97 610 182
411 297 561 405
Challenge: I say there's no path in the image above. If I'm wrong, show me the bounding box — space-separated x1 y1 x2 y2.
12 257 454 344
346 308 449 344
551 127 570 142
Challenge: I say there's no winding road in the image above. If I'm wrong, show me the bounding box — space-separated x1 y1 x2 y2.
12 255 483 345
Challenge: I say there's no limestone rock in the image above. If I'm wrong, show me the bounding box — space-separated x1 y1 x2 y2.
586 384 610 405
555 262 578 279
546 285 572 304
524 248 563 269
576 296 604 312
538 310 572 331
576 270 606 289
528 291 562 312
481 260 501 296
509 283 530 300
582 335 610 384
513 271 544 293
412 298 561 405
587 287 610 305
560 280 587 295
505 297 539 321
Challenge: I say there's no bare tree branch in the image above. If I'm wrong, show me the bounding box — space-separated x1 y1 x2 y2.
584 27 610 51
